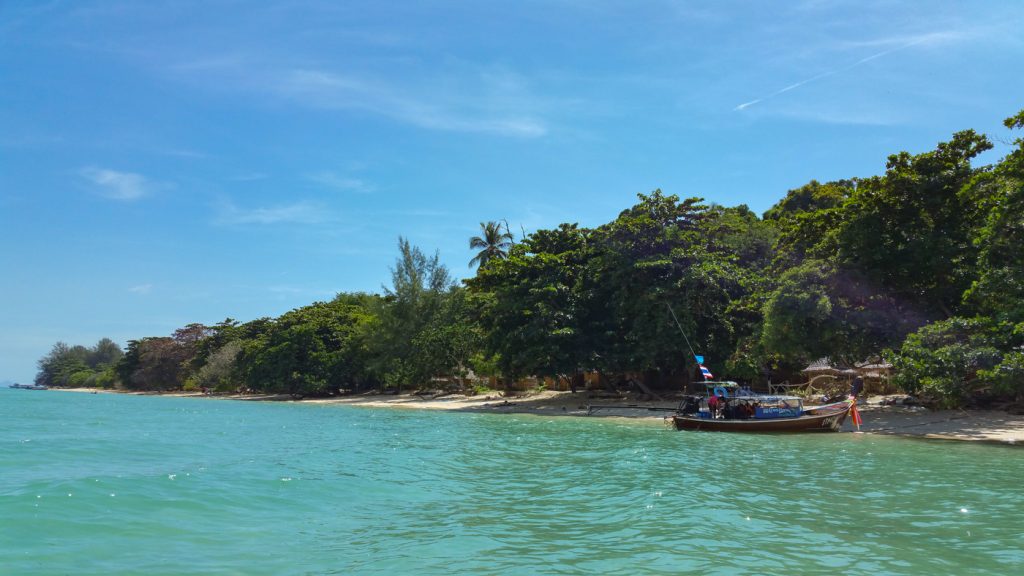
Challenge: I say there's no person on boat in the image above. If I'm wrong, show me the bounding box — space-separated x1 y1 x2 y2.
851 376 864 398
708 394 720 418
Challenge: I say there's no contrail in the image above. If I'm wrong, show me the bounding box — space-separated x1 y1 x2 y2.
733 39 927 111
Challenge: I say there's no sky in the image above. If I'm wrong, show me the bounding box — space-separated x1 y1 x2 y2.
2 0 1023 383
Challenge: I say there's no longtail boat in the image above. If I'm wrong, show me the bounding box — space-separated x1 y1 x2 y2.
670 382 857 433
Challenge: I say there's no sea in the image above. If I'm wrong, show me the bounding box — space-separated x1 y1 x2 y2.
2 388 1023 575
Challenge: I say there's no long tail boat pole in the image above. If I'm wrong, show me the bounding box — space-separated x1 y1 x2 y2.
666 303 701 367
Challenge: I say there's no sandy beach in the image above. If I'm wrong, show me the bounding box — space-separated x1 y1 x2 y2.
48 387 1024 445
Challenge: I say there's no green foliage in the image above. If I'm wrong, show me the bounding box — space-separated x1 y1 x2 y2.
410 287 480 382
761 260 915 367
239 295 378 396
703 204 778 271
977 352 1024 401
468 351 500 378
36 338 124 388
89 338 124 367
194 340 243 392
834 130 992 318
591 192 743 379
765 180 853 268
891 318 1023 407
471 222 594 379
471 191 744 386
368 237 468 390
965 110 1024 323
763 179 853 222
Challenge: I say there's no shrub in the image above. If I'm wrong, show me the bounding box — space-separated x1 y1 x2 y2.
891 317 1023 407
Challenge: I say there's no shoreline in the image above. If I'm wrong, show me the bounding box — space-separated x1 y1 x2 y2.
45 387 1024 445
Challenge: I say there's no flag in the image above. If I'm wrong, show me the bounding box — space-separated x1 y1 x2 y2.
699 364 713 380
694 355 704 365
850 398 863 430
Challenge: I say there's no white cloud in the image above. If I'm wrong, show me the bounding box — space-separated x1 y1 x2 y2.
128 283 153 294
215 201 327 225
277 68 548 138
81 167 160 200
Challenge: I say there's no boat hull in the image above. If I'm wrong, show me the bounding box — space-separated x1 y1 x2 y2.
672 408 850 433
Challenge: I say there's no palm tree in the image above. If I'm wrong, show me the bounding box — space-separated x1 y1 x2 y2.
469 220 514 269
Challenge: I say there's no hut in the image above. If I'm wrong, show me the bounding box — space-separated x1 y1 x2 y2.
800 357 894 395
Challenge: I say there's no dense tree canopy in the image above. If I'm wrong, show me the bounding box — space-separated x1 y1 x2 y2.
239 297 376 397
36 338 122 388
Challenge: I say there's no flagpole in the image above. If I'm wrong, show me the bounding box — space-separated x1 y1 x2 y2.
666 303 701 364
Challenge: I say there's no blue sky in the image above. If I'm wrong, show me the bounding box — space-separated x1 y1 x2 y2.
2 0 1022 383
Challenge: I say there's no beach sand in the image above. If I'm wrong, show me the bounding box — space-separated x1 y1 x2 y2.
49 388 1024 445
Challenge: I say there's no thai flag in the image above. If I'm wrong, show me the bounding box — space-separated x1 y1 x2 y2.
699 364 713 380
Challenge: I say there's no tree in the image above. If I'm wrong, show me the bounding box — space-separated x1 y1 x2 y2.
410 286 481 384
469 191 745 389
35 342 85 387
239 295 378 397
369 238 457 389
89 338 123 367
965 110 1024 323
763 179 854 221
762 179 853 269
470 223 594 380
761 260 915 367
193 341 243 392
588 191 737 383
35 338 123 388
834 130 993 319
117 337 190 390
469 220 514 269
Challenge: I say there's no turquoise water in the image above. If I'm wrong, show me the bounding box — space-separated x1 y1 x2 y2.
2 389 1022 575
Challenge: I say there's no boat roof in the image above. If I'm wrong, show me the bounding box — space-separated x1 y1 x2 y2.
728 395 802 402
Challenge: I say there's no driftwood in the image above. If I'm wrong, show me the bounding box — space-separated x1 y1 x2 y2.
629 378 665 402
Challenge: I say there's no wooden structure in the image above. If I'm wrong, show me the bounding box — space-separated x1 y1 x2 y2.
798 357 894 395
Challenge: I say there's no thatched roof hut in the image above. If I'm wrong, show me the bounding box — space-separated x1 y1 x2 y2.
801 357 894 393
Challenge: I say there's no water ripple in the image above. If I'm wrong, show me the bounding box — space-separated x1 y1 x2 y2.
2 389 1023 574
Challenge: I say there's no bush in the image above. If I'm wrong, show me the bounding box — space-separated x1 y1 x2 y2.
977 351 1024 402
891 317 1023 407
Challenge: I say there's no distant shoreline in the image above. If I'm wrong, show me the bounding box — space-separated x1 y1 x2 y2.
44 387 1024 445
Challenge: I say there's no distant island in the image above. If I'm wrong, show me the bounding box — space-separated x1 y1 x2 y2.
32 110 1024 413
